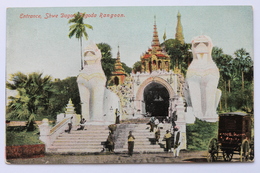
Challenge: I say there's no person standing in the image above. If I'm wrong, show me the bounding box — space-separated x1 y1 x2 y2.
65 116 73 133
128 131 135 156
106 131 115 153
164 130 172 152
148 116 156 132
173 127 181 157
155 127 160 143
115 108 120 124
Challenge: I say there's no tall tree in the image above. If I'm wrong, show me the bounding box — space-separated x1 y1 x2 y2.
97 43 116 85
68 12 93 70
6 72 54 131
121 62 132 74
233 48 253 90
162 39 191 74
132 61 142 73
49 77 81 116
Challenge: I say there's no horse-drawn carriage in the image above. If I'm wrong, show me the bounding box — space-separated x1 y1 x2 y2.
207 112 254 162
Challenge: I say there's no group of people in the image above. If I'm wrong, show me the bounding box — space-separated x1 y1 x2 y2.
65 113 180 157
105 128 135 157
65 116 87 134
163 127 181 157
147 113 181 158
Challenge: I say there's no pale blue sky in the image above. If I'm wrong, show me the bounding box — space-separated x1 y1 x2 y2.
6 6 253 79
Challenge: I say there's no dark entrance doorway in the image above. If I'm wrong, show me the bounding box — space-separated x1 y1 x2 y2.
114 76 119 85
144 82 169 118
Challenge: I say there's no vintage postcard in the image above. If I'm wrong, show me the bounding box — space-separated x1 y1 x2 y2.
5 6 254 164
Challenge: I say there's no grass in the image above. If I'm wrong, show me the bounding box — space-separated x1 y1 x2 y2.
6 129 43 146
186 118 218 151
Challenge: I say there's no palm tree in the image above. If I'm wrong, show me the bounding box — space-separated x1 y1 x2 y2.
68 12 93 70
6 72 54 131
233 48 253 90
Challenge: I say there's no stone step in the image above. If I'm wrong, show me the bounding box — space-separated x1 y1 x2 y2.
70 129 109 134
57 135 108 140
52 143 104 147
47 148 104 153
59 134 108 138
49 145 103 149
47 123 169 154
53 139 105 144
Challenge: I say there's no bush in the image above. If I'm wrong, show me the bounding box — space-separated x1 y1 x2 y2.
6 130 43 146
186 118 218 151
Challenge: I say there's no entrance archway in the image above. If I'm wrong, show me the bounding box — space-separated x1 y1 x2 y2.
144 82 169 117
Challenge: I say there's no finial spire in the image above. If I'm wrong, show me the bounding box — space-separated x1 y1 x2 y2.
175 11 184 44
163 28 167 41
117 45 120 58
152 15 160 51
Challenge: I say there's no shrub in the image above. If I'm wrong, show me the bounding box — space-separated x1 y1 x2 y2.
186 118 218 151
6 130 43 146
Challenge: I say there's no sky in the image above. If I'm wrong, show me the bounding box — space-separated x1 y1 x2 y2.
6 6 253 80
1 1 260 173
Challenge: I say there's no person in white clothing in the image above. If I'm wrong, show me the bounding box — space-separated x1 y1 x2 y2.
173 126 181 157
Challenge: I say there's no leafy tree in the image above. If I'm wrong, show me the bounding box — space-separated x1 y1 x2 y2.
162 39 192 74
68 12 93 70
97 43 116 85
232 48 253 112
212 47 253 113
49 77 81 117
212 47 234 111
132 61 142 73
6 72 54 131
233 48 253 90
121 62 132 74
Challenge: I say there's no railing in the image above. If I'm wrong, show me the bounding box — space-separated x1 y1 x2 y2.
39 118 69 151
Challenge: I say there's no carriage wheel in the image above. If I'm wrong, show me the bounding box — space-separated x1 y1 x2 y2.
223 150 233 162
240 139 249 162
207 138 218 162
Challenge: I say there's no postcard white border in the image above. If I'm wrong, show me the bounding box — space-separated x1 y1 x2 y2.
1 1 259 173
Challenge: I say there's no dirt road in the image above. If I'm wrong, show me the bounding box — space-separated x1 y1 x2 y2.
5 150 217 164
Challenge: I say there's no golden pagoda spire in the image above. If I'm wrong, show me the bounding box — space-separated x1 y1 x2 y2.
175 11 184 44
114 45 125 73
152 15 161 51
117 45 120 60
163 28 167 41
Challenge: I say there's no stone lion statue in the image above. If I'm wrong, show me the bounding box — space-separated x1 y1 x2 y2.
77 41 107 122
186 35 221 120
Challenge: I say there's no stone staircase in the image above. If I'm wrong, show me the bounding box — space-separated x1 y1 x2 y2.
47 123 172 154
47 125 109 154
115 123 172 153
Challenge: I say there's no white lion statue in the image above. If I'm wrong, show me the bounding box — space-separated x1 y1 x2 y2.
77 41 107 122
186 35 221 120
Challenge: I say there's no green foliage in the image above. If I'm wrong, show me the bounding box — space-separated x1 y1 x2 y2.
186 118 218 151
68 12 93 40
68 12 93 70
6 72 54 131
6 130 43 146
121 62 132 74
161 39 192 75
6 72 81 124
50 77 81 116
97 43 116 84
212 47 253 113
132 61 142 73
